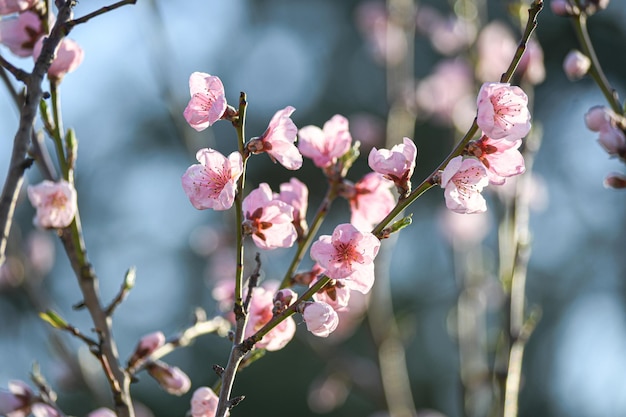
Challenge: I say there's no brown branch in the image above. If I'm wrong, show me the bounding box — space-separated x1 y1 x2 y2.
0 54 29 83
65 0 137 30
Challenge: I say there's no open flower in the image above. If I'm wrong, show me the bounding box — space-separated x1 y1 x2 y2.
183 72 227 131
249 106 302 170
298 114 352 168
302 301 339 337
368 137 417 195
274 177 308 238
0 0 38 15
476 82 531 141
33 37 84 81
0 10 42 57
469 134 525 184
440 156 490 214
310 223 380 294
345 172 395 231
27 180 77 229
181 148 243 211
245 284 296 351
242 183 297 250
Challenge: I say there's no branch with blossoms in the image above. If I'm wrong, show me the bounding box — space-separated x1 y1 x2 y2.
553 0 626 188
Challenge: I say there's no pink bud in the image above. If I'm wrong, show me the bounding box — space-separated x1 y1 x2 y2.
274 288 297 308
146 362 191 396
563 50 591 81
550 0 575 16
33 37 84 81
585 106 613 132
603 172 626 189
87 408 117 417
302 301 339 338
128 331 166 366
191 387 222 417
0 10 42 57
597 127 626 156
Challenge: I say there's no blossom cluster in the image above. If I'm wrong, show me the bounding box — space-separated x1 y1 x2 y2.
0 0 84 80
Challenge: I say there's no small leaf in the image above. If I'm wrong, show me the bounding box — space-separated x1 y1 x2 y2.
39 310 67 329
123 266 136 290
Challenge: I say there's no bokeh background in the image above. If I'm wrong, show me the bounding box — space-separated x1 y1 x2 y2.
1 0 626 416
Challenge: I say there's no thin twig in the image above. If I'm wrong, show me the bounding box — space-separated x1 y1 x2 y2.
65 0 137 30
0 54 29 83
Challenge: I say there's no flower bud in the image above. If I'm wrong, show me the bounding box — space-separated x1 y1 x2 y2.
301 301 339 338
33 37 85 81
597 127 626 156
146 362 191 396
585 106 613 132
550 0 576 16
563 50 590 81
191 387 224 417
0 380 34 416
128 331 166 366
603 173 626 189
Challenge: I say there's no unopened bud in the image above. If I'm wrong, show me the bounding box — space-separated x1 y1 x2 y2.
146 362 191 396
585 106 613 132
128 331 166 366
563 50 590 81
301 301 339 338
603 172 626 189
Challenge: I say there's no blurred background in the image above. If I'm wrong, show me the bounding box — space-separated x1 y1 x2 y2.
1 0 626 416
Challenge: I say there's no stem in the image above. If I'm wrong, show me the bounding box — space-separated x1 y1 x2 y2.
279 185 337 289
216 93 250 417
571 13 622 114
65 0 137 30
49 82 69 179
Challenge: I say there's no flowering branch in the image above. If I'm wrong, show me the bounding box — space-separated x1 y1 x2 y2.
0 0 75 266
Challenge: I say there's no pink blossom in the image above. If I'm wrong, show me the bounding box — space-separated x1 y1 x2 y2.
254 106 302 170
345 172 395 231
476 22 517 83
469 135 525 184
30 404 59 417
416 6 476 56
33 37 84 81
298 114 352 168
245 284 296 351
310 223 380 294
368 137 417 195
312 276 351 312
415 59 475 127
0 380 33 417
181 148 243 211
302 301 339 337
518 39 546 85
183 72 227 131
0 10 41 57
476 82 531 141
584 106 626 157
0 0 37 15
354 1 407 65
275 177 308 237
87 408 117 417
440 156 490 214
563 50 591 81
128 331 166 366
27 179 77 229
146 362 191 396
191 387 222 417
551 0 575 16
242 183 297 250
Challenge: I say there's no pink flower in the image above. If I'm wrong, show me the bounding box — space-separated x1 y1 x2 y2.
0 10 42 57
476 22 516 83
518 39 546 85
183 72 227 131
146 362 191 396
440 156 490 214
604 172 626 189
128 331 166 366
311 276 351 312
0 0 37 15
476 82 531 141
0 380 33 417
252 106 302 170
368 137 417 195
33 37 84 81
584 106 626 157
310 223 380 294
30 404 59 417
181 148 243 211
275 177 308 237
245 284 296 351
302 301 339 338
242 183 297 250
191 387 222 417
469 135 525 184
563 50 591 81
27 180 77 229
298 114 352 168
87 408 117 417
345 172 395 231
